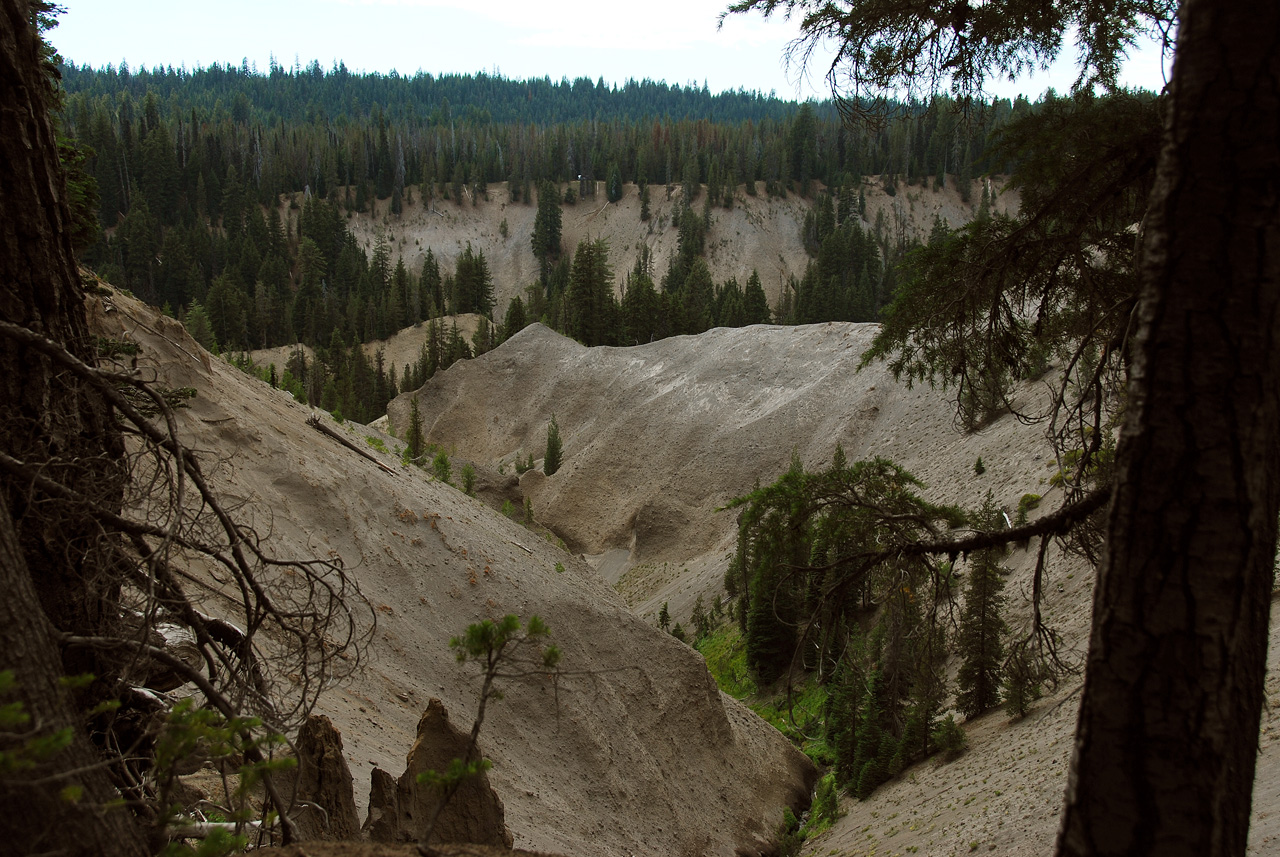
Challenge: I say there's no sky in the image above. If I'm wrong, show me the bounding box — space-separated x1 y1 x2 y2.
49 0 1171 102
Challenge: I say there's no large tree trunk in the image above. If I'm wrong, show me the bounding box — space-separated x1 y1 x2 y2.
0 1 146 853
0 493 147 856
1056 1 1280 855
1 0 127 658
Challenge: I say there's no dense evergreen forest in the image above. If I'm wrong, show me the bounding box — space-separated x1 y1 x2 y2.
58 61 1034 422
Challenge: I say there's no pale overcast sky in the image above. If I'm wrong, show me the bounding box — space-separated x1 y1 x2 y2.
49 0 1170 101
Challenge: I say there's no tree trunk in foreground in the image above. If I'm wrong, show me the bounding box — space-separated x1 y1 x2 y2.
0 493 146 856
1057 1 1280 855
0 1 146 853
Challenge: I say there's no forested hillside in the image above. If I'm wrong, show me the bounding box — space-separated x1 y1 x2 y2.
58 62 1031 423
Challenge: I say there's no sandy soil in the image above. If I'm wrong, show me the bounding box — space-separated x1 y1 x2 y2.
311 178 1015 314
803 589 1280 857
249 313 491 384
92 289 816 857
387 321 1074 633
384 320 1280 856
96 175 1280 852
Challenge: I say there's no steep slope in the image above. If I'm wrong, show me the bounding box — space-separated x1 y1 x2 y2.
339 178 1017 313
387 322 1072 627
248 312 492 383
385 320 1280 855
90 287 816 857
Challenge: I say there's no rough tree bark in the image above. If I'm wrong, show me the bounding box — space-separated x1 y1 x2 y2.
0 1 146 853
0 494 147 856
1 0 127 653
1056 1 1280 855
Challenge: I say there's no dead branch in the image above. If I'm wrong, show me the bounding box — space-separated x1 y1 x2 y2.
307 413 398 475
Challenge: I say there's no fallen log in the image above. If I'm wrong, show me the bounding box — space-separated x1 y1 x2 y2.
306 414 397 476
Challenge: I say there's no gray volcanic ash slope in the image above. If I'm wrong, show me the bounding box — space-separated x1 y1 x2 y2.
389 320 1280 856
92 289 815 857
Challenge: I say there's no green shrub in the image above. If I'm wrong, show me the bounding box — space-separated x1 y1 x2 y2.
808 772 841 833
280 370 306 403
695 624 758 699
930 713 968 757
432 449 452 484
777 806 805 857
461 462 476 495
1015 493 1042 525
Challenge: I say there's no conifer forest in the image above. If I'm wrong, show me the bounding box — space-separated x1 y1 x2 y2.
58 62 1034 423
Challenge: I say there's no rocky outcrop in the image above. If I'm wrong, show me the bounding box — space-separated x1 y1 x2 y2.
292 715 361 841
365 699 512 848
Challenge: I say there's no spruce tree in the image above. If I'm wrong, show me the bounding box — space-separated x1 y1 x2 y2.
743 270 771 325
183 300 219 353
531 180 562 284
406 397 425 465
955 492 1008 718
432 448 452 484
606 164 623 203
543 414 563 476
503 295 528 340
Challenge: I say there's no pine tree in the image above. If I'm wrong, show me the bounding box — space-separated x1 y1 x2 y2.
502 295 528 341
691 594 710 640
606 164 623 203
453 243 493 317
531 180 562 285
543 414 563 476
406 397 425 465
567 238 615 346
1002 643 1042 719
421 248 443 317
432 448 452 484
621 263 660 345
743 270 771 325
680 258 715 334
183 300 219 353
955 492 1008 718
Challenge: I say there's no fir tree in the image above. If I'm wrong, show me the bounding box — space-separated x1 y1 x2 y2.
543 414 563 476
502 295 528 341
432 448 452 484
183 300 219 353
606 164 623 203
406 397 425 465
743 270 771 325
955 492 1008 718
531 180 562 284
